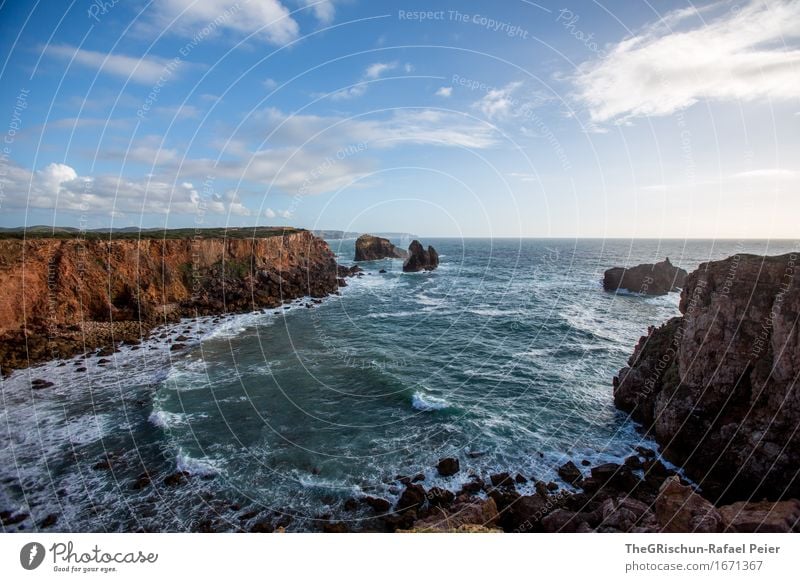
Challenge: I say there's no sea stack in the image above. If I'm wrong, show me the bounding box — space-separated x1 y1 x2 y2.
354 234 407 261
603 258 687 295
402 240 439 272
613 253 800 502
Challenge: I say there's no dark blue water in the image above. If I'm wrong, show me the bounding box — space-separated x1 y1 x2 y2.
1 238 796 531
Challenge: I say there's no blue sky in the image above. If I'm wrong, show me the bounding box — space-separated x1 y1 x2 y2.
0 0 798 237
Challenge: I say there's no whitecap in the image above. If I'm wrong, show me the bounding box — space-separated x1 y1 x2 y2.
147 410 186 429
411 391 449 411
176 450 220 477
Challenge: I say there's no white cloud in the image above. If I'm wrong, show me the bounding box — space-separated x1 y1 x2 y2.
329 84 367 101
403 63 414 73
475 81 523 120
225 190 252 216
364 62 396 79
299 0 335 24
0 160 232 217
44 44 179 85
329 62 397 100
263 78 278 90
254 107 499 151
146 0 299 46
572 0 800 122
435 86 453 98
264 208 276 218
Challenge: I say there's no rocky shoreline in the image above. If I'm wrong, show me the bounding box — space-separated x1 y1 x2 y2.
0 230 351 376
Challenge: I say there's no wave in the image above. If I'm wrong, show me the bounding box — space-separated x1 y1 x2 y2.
411 391 449 411
148 409 186 429
176 450 220 477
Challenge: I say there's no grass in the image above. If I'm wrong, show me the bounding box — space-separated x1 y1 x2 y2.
0 226 304 240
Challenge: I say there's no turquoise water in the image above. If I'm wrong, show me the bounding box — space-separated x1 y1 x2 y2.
1 238 796 531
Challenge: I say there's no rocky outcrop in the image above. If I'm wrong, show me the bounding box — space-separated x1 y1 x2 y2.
402 240 439 272
719 499 800 532
603 258 687 295
613 253 800 502
0 230 339 374
354 234 407 261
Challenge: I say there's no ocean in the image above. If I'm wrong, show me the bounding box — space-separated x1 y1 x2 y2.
1 238 796 532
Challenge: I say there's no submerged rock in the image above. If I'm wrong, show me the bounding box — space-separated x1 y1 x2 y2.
603 257 687 295
437 457 459 476
402 240 439 272
354 234 407 261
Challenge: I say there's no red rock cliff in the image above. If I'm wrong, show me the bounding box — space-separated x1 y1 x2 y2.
0 230 338 372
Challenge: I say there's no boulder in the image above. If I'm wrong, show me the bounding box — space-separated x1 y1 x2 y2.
603 257 687 295
403 497 499 532
614 253 800 501
654 476 722 533
396 484 427 511
426 487 455 507
354 235 407 261
437 457 460 476
363 496 392 513
402 240 439 272
557 461 583 484
719 499 800 532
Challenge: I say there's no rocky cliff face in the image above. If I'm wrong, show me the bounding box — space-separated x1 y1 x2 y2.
614 253 800 502
0 230 338 373
353 234 407 261
604 258 688 295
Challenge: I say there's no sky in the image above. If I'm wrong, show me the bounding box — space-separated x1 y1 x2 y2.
0 0 798 238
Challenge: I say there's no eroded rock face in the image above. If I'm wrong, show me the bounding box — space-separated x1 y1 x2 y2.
402 240 439 272
353 234 407 261
603 258 688 295
614 253 800 501
0 231 339 374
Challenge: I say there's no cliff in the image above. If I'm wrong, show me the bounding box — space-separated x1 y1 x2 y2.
614 253 800 502
0 229 338 374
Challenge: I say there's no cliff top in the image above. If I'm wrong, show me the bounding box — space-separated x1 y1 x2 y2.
0 226 304 241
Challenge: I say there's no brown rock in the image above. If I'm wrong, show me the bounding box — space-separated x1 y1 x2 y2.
655 476 722 533
396 484 426 511
603 257 687 295
614 253 800 501
354 235 407 261
402 240 439 272
557 461 583 484
437 457 460 476
409 497 499 532
719 499 800 532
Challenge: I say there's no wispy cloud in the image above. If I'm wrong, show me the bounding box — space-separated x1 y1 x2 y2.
253 107 499 151
143 0 300 46
572 0 800 122
299 0 336 25
44 44 179 85
435 86 453 98
472 81 549 121
329 62 398 100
